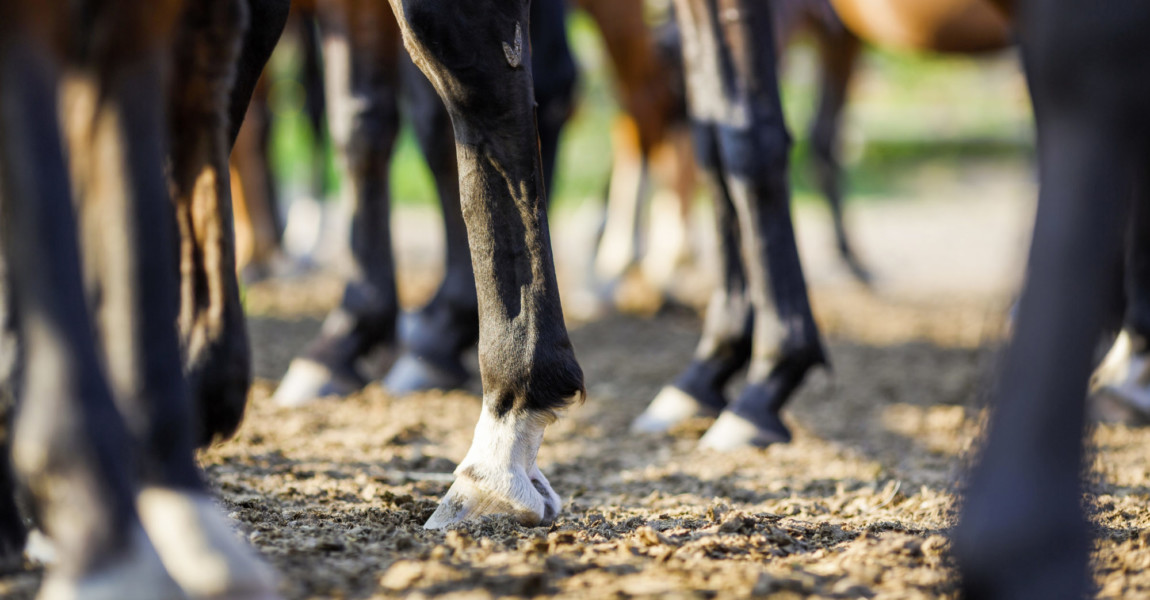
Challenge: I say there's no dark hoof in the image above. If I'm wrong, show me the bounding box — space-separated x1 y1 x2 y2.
272 359 365 407
698 410 791 451
189 360 251 447
382 353 469 396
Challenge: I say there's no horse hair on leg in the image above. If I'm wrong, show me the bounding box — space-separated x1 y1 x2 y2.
388 0 584 528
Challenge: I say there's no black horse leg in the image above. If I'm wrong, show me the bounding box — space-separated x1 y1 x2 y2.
633 126 752 433
0 217 25 571
669 0 826 450
388 0 584 527
953 2 1150 596
530 0 577 197
1092 166 1150 418
275 0 403 406
384 56 479 394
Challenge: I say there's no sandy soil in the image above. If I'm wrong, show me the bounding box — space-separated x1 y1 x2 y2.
4 170 1150 599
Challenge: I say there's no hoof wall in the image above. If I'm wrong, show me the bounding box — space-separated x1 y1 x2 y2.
424 467 559 530
383 354 468 396
137 488 280 600
272 360 362 407
631 386 719 434
37 525 182 600
698 411 790 451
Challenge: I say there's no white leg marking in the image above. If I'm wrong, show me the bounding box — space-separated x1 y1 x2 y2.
699 411 789 451
272 359 358 407
36 524 183 600
1092 330 1150 421
632 386 720 434
136 488 279 600
424 408 560 529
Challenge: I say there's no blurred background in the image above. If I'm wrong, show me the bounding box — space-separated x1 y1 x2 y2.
244 3 1036 319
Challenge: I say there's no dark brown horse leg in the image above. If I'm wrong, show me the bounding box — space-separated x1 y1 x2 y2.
163 0 255 447
388 0 584 528
808 21 870 285
953 2 1150 596
0 6 180 596
61 1 280 595
275 0 403 406
633 129 751 432
384 56 478 394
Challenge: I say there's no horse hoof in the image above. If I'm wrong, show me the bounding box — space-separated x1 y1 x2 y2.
382 354 468 396
424 409 560 530
631 386 720 434
698 410 790 451
36 524 183 600
137 488 280 600
272 359 362 407
1091 331 1150 422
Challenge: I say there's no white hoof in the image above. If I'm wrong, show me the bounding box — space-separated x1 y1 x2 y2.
698 411 789 451
424 408 561 529
1092 331 1150 422
272 359 358 407
24 528 57 566
136 488 280 600
37 524 183 600
631 386 719 434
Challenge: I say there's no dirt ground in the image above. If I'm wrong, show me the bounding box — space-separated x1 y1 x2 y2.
4 181 1150 599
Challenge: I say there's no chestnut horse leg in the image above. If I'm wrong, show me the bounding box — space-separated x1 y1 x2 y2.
953 1 1150 596
232 76 285 283
807 16 870 284
388 0 584 527
274 0 403 406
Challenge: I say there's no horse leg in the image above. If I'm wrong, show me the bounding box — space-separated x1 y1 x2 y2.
274 0 403 406
0 13 179 596
633 130 751 433
384 56 478 394
594 117 650 284
1091 169 1150 419
953 2 1150 595
808 20 870 285
0 245 25 571
233 76 285 283
669 0 828 451
388 0 585 527
61 1 279 596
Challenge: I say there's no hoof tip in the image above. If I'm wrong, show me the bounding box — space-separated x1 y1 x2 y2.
272 360 360 407
631 386 718 434
383 354 468 396
698 411 790 451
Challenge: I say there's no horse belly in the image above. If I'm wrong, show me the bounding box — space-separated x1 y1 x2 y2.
830 0 1011 53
